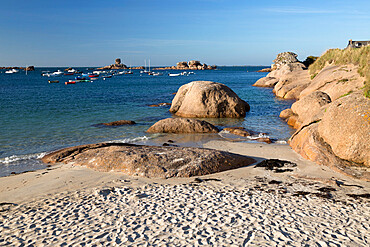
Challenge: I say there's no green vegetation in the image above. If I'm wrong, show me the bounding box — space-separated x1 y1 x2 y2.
311 73 318 80
308 46 370 98
339 90 353 98
338 78 349 83
303 56 319 67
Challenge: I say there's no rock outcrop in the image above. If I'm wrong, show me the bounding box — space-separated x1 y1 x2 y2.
256 51 369 180
155 61 217 70
290 92 370 179
42 143 256 178
97 58 127 70
170 81 250 118
299 65 365 101
272 52 299 69
253 53 310 98
147 118 219 133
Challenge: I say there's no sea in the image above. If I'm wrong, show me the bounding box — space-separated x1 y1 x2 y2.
0 67 295 177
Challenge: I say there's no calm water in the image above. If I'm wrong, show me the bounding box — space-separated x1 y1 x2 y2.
0 67 294 176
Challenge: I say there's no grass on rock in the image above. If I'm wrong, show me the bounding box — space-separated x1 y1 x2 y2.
308 46 370 98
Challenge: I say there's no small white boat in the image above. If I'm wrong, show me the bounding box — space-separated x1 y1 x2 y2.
51 70 63 76
5 69 19 74
168 73 181 77
67 68 77 73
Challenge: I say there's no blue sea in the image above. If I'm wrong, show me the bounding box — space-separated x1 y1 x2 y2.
0 67 295 176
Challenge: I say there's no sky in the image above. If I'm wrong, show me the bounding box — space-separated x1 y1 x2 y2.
0 0 370 67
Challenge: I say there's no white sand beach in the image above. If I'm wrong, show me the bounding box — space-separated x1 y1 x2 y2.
0 141 369 246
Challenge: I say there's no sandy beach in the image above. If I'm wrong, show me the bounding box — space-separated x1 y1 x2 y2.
0 141 369 246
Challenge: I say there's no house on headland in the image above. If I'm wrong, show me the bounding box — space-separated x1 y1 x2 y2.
347 39 370 48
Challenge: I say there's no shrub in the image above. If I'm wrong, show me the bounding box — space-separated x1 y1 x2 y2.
303 56 319 67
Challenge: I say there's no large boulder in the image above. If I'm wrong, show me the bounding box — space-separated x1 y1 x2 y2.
42 143 256 178
289 90 370 180
176 61 189 69
170 81 250 118
147 118 219 133
272 63 311 99
317 91 370 167
291 91 331 126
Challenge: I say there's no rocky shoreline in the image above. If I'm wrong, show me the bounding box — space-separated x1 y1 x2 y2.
253 51 370 180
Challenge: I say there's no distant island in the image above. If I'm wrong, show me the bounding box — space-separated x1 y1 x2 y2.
0 66 34 71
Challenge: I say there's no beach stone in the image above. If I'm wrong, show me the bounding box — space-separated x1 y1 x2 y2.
170 81 250 118
41 143 256 178
146 118 219 133
101 120 136 126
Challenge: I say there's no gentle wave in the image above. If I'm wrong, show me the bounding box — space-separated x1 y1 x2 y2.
0 152 47 165
107 135 152 144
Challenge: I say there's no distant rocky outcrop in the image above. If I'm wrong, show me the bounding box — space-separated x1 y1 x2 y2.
0 66 35 71
131 66 145 70
42 143 256 178
257 68 273 72
97 58 128 70
147 118 219 133
256 51 369 180
155 61 217 70
170 81 250 118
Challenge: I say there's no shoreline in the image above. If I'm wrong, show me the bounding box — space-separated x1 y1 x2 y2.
1 140 369 245
1 140 368 204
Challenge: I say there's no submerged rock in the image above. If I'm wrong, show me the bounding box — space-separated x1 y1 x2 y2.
147 118 219 133
170 81 250 118
223 127 251 137
100 120 136 126
42 143 256 178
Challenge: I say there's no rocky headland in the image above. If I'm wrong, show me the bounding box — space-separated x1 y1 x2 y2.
254 47 370 180
155 60 217 70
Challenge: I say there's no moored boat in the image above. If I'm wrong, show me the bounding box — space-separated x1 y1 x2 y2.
89 74 99 78
65 80 76 85
48 80 59 83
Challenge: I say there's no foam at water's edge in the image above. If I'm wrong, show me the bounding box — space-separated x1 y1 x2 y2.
0 152 47 165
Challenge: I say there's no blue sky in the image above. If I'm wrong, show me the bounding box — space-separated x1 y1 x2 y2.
1 0 369 67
